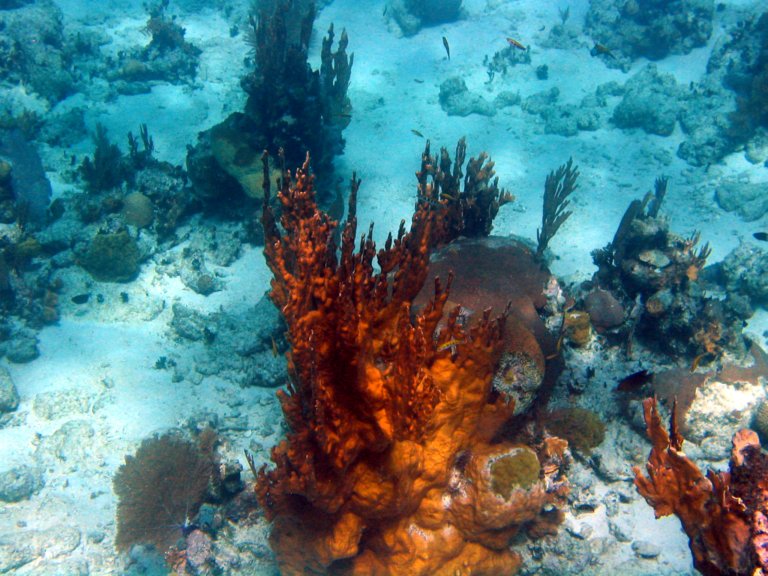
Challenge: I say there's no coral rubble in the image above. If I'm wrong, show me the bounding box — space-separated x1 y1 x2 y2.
255 153 568 575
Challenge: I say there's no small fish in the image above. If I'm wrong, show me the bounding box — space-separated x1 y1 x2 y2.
440 192 457 201
413 78 424 83
690 353 708 372
437 339 462 352
506 37 527 50
754 232 768 242
411 129 424 138
271 336 279 358
383 6 387 16
442 36 451 60
616 369 653 392
590 43 616 59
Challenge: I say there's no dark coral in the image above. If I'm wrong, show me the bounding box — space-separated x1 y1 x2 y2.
714 11 768 143
415 138 514 246
188 1 352 208
590 178 745 360
536 157 578 259
79 124 129 194
543 407 606 455
113 429 217 552
241 0 352 181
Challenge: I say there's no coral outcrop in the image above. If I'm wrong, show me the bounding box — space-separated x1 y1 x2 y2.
255 153 568 575
634 397 768 576
591 177 747 360
188 0 353 207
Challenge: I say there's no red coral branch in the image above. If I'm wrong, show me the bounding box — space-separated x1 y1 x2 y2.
634 397 768 576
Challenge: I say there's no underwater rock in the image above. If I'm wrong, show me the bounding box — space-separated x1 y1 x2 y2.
386 0 462 36
612 65 683 136
0 1 75 102
0 365 19 413
585 0 714 62
439 77 496 117
171 303 213 342
5 331 39 364
0 465 44 502
715 180 768 222
178 249 221 296
33 388 92 421
719 243 768 308
81 230 141 283
171 297 288 388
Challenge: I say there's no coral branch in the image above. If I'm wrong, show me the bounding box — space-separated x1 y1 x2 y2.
634 397 768 576
416 137 514 246
536 158 578 259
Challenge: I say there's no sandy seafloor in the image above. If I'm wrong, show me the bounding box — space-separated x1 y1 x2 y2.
1 0 768 574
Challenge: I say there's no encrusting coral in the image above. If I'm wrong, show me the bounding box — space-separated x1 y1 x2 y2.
634 397 768 576
255 151 568 575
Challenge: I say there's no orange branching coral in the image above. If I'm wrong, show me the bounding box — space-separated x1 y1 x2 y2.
634 397 768 576
256 152 568 575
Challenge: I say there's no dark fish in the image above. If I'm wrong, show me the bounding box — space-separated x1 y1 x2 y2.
413 78 424 83
616 369 653 392
442 36 450 60
71 293 91 305
383 5 387 16
411 129 424 138
754 232 768 242
591 43 616 59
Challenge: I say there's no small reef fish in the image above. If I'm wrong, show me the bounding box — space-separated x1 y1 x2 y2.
271 336 279 358
437 339 463 353
442 36 451 60
413 78 424 83
615 369 653 392
411 129 424 138
506 37 527 50
754 232 768 242
591 43 616 59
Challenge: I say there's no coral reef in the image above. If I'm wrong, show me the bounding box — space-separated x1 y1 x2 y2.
591 177 748 360
0 0 75 103
439 77 497 117
585 0 715 64
108 0 201 89
255 153 568 575
634 397 768 576
543 407 606 455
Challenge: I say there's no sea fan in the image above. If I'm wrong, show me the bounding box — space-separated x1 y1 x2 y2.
113 429 216 552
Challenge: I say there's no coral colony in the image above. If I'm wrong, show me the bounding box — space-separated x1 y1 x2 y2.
255 151 568 574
